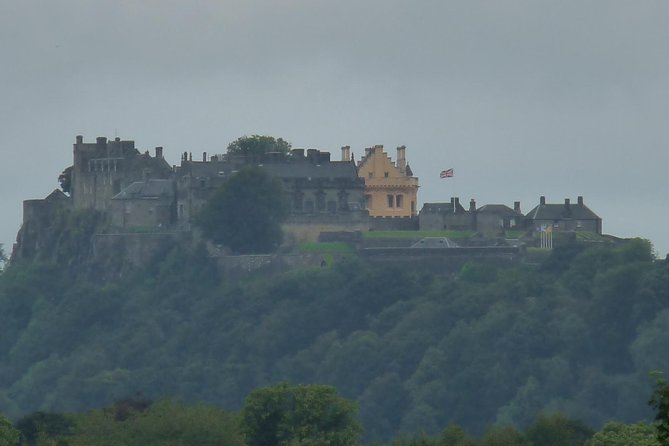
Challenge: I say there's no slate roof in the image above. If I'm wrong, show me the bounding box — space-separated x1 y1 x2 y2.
45 189 69 202
477 204 522 217
261 161 359 180
178 158 360 182
421 202 467 214
525 202 600 221
112 179 175 200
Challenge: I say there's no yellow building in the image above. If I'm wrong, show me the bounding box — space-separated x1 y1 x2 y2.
353 144 419 217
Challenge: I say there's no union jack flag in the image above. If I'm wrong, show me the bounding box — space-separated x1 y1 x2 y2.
440 168 454 178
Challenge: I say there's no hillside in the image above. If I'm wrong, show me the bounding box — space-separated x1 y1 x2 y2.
0 238 668 443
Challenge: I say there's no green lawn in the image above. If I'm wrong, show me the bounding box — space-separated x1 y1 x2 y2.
363 230 474 239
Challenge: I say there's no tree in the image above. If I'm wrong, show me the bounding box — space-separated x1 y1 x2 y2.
196 166 287 254
58 166 73 195
479 425 530 446
435 423 476 446
0 414 19 446
241 383 362 446
650 373 669 445
15 411 73 445
586 421 659 446
525 413 593 446
227 135 291 163
67 399 244 446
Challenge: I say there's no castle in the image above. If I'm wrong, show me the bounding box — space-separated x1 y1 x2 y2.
17 135 602 260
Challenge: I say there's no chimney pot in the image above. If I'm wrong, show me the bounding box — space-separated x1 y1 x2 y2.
514 201 521 213
540 196 546 205
203 152 207 162
341 145 351 162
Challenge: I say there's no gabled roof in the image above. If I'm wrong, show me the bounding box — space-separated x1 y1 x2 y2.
45 189 70 202
112 179 175 200
421 202 467 214
525 203 600 221
178 157 361 182
477 204 522 217
261 161 360 180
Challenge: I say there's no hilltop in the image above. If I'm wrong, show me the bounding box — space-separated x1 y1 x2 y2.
1 237 668 443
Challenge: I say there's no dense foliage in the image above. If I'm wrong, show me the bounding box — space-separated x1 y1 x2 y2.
650 374 669 445
196 166 288 253
0 239 668 443
226 135 292 162
0 404 660 446
241 383 361 446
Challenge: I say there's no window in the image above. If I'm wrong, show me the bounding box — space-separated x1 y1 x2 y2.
368 172 373 179
327 201 337 213
396 194 403 208
293 191 304 213
365 194 372 209
384 172 389 178
387 194 394 208
316 191 326 212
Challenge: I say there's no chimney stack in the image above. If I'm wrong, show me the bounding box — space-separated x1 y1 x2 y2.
564 198 570 207
578 196 584 206
203 152 207 162
341 146 351 161
540 196 546 206
514 201 521 213
76 135 83 144
155 147 163 159
307 149 319 163
374 144 383 153
469 199 476 212
396 145 406 174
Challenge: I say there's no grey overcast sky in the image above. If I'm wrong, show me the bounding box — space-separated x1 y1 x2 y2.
2 1 669 256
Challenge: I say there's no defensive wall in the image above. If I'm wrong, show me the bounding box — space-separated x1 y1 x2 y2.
369 216 419 231
216 252 351 276
282 211 370 243
360 246 523 273
92 231 192 270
